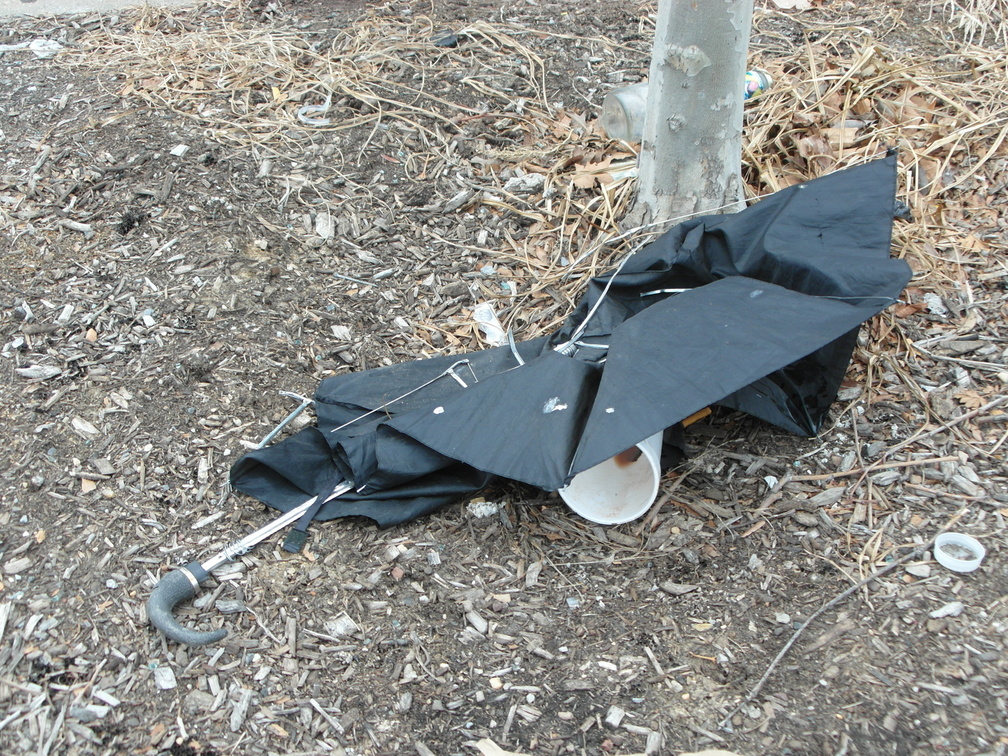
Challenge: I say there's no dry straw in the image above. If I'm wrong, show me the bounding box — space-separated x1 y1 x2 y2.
934 0 1008 47
63 0 1007 346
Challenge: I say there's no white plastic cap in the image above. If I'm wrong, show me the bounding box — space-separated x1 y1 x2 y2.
934 532 985 573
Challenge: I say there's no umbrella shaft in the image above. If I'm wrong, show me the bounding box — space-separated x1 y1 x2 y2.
201 480 354 572
256 393 314 448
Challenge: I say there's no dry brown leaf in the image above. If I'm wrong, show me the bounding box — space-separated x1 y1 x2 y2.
960 234 990 252
559 148 586 170
821 91 845 113
796 134 833 158
852 98 873 115
955 390 986 409
529 245 551 263
823 125 860 149
893 302 927 318
571 156 614 189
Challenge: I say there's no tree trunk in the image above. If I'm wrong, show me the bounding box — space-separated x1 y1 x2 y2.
632 0 755 226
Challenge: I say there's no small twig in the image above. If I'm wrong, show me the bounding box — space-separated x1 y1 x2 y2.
977 413 1008 426
500 702 518 744
790 455 959 482
39 699 68 756
310 698 345 735
633 465 697 536
752 472 792 515
905 483 984 502
885 396 1008 458
721 540 922 728
840 396 1008 494
633 487 679 536
56 218 95 237
719 543 926 729
721 506 969 730
988 427 1008 456
913 345 1007 373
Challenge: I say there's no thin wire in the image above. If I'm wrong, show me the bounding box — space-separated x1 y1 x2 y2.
820 295 899 304
557 196 758 354
639 290 897 304
554 254 633 356
507 329 525 366
328 359 475 433
640 288 691 297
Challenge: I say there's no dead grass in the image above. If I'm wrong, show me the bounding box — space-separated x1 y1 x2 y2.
59 0 1007 361
934 0 1008 46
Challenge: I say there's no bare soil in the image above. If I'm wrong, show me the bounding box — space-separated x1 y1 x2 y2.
1 2 1006 756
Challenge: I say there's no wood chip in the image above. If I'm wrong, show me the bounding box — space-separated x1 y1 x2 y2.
659 581 698 596
929 601 965 619
230 689 253 731
15 365 62 380
604 705 626 728
152 667 177 690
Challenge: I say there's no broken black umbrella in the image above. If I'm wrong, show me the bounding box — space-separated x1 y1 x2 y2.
148 153 912 645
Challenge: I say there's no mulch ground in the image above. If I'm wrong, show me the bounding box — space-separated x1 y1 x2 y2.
1 1 1006 755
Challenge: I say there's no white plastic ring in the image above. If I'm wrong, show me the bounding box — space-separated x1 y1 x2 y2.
934 532 985 573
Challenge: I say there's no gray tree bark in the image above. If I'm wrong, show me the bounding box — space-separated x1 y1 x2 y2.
632 0 755 226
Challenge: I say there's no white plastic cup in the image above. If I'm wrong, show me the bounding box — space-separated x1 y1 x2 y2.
559 431 663 525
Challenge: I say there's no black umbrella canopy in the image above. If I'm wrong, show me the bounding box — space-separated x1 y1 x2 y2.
230 152 911 526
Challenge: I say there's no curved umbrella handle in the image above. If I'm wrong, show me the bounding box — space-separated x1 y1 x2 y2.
147 561 227 646
147 482 353 645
